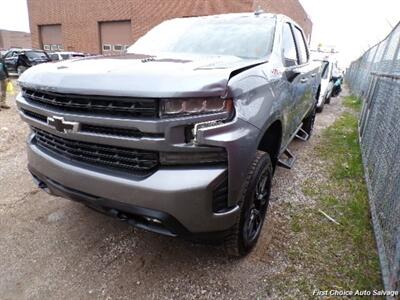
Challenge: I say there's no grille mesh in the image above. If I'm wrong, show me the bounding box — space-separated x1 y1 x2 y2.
33 128 159 174
23 88 158 118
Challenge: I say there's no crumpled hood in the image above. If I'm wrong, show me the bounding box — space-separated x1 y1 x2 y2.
18 53 265 98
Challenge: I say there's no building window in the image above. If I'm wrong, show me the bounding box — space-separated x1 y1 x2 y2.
58 45 64 51
103 44 111 51
51 44 58 51
43 45 51 51
124 45 129 50
113 45 123 51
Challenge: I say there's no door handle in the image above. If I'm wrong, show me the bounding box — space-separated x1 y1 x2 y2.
311 73 316 78
300 78 308 83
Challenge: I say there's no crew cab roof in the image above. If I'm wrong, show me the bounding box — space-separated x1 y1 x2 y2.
174 12 302 30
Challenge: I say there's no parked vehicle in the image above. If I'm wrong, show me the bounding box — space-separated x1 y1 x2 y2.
49 52 85 61
17 12 320 256
315 59 334 112
3 49 51 75
0 50 8 57
331 66 343 97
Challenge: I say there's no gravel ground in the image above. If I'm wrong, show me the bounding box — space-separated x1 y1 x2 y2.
0 82 348 300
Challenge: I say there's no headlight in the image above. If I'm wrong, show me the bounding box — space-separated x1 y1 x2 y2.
160 98 233 118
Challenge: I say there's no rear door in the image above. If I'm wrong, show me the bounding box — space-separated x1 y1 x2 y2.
281 22 307 142
291 25 315 118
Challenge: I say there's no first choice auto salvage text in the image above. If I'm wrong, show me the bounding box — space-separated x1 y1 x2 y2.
313 290 399 297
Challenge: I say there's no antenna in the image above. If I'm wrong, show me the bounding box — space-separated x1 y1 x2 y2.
386 18 394 29
254 6 265 16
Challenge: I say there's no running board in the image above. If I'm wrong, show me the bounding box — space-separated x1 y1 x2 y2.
295 127 309 141
277 148 296 169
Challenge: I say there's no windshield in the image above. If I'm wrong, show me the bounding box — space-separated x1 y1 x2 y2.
128 16 276 59
25 51 49 60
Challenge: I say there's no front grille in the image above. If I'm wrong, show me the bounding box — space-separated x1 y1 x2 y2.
22 109 163 139
22 88 159 118
32 128 159 175
80 124 163 139
23 109 47 123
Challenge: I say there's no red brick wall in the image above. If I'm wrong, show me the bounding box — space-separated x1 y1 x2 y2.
253 0 313 41
0 30 32 50
27 0 312 54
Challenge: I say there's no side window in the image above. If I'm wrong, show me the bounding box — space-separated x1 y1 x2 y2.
282 23 298 67
293 26 309 64
4 52 14 59
50 54 59 61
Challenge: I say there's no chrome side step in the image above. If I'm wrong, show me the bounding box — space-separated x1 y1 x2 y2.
295 127 309 141
277 123 309 169
277 148 296 169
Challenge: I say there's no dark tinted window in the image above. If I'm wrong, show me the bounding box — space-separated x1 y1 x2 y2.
293 26 308 64
25 51 49 60
50 54 60 61
282 23 298 67
4 51 14 59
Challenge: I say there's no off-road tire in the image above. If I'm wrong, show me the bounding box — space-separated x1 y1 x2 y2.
316 102 325 113
224 151 273 257
302 103 317 139
325 95 331 104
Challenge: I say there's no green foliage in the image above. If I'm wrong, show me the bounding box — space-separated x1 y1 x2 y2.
343 95 362 111
286 110 382 294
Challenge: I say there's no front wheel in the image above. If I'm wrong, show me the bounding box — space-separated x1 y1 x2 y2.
224 151 273 257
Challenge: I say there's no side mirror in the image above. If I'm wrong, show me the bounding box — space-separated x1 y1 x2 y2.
284 69 301 82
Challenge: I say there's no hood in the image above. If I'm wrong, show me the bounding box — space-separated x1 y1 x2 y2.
19 53 266 98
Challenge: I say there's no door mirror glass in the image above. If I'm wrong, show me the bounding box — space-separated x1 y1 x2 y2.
282 23 298 67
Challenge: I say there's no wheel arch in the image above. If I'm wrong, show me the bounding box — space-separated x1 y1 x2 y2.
257 119 283 167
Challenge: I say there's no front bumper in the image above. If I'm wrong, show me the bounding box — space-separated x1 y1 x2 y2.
27 138 240 234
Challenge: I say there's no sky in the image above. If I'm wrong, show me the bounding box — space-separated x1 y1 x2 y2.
0 0 399 67
300 0 400 67
0 0 30 32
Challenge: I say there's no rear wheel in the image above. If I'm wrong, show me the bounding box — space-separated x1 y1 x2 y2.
325 95 331 104
224 151 273 257
302 103 317 139
316 104 324 113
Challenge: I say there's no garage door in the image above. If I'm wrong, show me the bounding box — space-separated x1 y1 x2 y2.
40 24 62 51
99 21 132 54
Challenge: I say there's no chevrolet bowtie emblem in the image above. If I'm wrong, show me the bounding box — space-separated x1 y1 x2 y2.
47 116 80 133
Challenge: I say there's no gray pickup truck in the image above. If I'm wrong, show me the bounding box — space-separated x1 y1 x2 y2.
17 12 320 256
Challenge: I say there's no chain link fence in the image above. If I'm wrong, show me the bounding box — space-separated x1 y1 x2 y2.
346 21 400 293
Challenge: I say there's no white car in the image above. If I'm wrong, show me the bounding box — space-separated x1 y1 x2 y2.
316 60 334 112
49 52 85 61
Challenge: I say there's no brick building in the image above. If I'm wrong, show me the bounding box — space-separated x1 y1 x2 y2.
0 30 31 50
27 0 312 54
